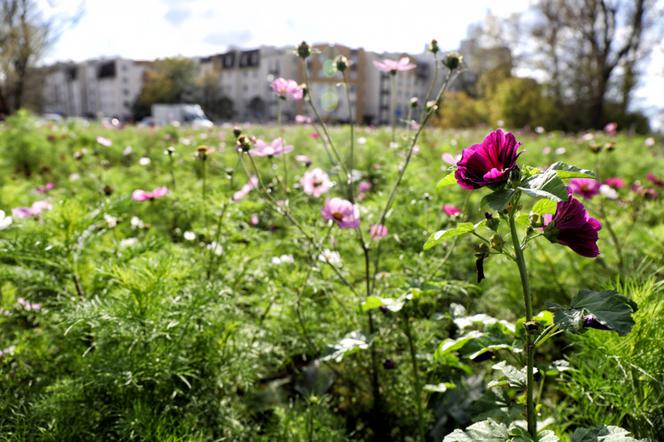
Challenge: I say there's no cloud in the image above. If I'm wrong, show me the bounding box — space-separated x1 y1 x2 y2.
204 30 253 47
164 6 191 26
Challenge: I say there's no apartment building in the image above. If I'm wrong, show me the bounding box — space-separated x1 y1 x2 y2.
42 57 148 120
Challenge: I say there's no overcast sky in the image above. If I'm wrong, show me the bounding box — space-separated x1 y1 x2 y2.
42 0 663 124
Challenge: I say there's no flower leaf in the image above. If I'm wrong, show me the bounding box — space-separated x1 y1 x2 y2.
518 170 568 202
423 223 474 251
531 198 558 215
551 289 638 336
571 425 645 442
481 188 517 211
548 161 595 179
437 172 457 189
434 330 484 361
443 419 509 442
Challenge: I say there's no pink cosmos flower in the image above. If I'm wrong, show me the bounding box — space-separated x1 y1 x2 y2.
36 182 55 194
271 78 304 101
295 155 312 167
543 196 601 257
250 213 259 226
604 177 625 189
369 224 388 240
569 178 600 199
12 201 52 218
442 204 461 216
455 129 522 190
646 173 664 188
442 153 461 165
358 181 372 193
321 198 360 229
373 57 416 73
17 297 41 312
295 114 313 124
96 136 112 147
310 132 320 140
249 138 293 157
233 176 259 201
131 187 169 201
604 122 618 136
301 168 332 197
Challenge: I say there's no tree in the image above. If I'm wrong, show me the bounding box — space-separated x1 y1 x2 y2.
132 57 198 119
197 70 234 121
0 0 81 116
527 0 659 128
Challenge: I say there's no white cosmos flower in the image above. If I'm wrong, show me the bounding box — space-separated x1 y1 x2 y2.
104 214 118 228
120 237 138 248
183 231 196 241
130 216 145 229
207 241 223 256
599 184 618 200
139 157 151 166
0 210 13 230
318 249 342 266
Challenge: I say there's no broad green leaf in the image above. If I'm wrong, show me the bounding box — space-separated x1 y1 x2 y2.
481 188 516 211
518 170 568 202
548 161 595 179
443 419 509 442
571 425 644 442
423 223 474 251
321 331 369 362
361 296 385 312
490 361 529 388
437 172 457 189
516 213 530 226
423 382 456 393
552 289 638 336
531 198 557 215
467 344 512 360
434 330 483 361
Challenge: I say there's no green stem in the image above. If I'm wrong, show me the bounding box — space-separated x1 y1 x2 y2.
362 243 382 421
168 155 177 190
403 312 424 442
595 159 624 273
343 71 356 201
390 73 397 144
277 99 289 193
508 206 536 439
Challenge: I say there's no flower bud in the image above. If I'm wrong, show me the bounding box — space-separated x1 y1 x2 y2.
334 55 349 73
410 97 419 108
225 167 234 179
529 212 543 228
236 135 252 153
485 212 500 231
297 41 312 59
589 143 603 154
165 146 175 156
428 39 440 55
443 52 463 70
233 126 242 138
604 142 615 152
197 145 209 160
490 233 504 251
425 100 438 113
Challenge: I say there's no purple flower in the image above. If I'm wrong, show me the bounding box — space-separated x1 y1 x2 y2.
442 204 461 217
604 177 625 189
373 57 416 74
321 198 360 229
249 138 293 157
604 122 618 136
454 129 521 190
369 224 388 241
36 182 55 194
132 187 168 201
569 178 600 199
646 173 664 188
543 196 601 257
12 201 52 218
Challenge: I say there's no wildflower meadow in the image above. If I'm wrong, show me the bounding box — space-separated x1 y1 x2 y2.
0 42 663 441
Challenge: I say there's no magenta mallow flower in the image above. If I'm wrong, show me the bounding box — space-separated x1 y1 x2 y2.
455 129 521 190
271 78 304 101
373 57 416 74
321 198 360 229
132 187 168 201
233 176 258 201
604 177 625 189
301 168 332 197
568 178 600 199
442 204 461 216
646 173 664 188
543 196 601 258
369 224 388 240
249 138 293 157
12 200 52 218
36 182 55 194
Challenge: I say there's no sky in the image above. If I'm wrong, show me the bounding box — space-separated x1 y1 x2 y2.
42 0 663 126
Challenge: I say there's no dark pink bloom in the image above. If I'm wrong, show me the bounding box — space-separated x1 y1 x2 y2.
454 129 521 190
569 178 600 199
604 177 625 189
36 182 55 194
300 168 332 197
321 198 360 229
233 176 258 201
543 196 601 258
369 224 388 240
309 132 320 140
632 183 658 199
646 173 664 188
271 78 303 101
373 57 416 73
442 204 461 216
249 138 293 157
132 187 168 201
604 122 618 136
